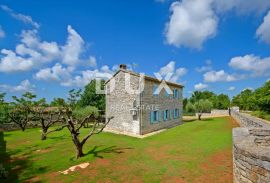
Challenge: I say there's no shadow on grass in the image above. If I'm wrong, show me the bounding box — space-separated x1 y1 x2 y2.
0 130 47 183
48 135 66 141
183 118 215 123
85 145 133 159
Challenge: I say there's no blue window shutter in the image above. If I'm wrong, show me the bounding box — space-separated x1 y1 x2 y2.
159 111 162 122
150 111 154 124
163 111 166 121
163 111 165 121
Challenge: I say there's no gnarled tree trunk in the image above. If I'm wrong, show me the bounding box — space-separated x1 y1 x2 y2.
41 127 48 140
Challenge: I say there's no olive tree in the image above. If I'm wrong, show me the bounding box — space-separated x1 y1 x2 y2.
8 92 38 131
194 99 212 120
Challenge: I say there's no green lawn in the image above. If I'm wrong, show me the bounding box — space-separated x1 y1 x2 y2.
1 117 237 183
251 111 270 121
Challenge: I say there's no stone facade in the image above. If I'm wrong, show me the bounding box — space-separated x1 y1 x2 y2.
232 112 270 183
105 68 183 136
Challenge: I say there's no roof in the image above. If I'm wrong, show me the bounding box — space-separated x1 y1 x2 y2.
105 69 184 88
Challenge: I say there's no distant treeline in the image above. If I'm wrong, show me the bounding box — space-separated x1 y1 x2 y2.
231 81 270 113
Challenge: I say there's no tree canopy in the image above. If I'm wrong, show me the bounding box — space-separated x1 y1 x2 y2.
77 80 105 111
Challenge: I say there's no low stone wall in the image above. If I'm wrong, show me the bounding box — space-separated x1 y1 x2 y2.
231 112 269 128
232 112 270 183
211 109 229 116
0 123 39 131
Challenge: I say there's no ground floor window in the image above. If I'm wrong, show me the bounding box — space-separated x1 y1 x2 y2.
164 110 169 121
174 109 180 119
150 111 159 123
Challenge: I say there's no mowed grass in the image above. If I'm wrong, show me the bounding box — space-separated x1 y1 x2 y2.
2 117 237 183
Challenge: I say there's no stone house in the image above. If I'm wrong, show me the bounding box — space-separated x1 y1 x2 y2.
105 64 183 136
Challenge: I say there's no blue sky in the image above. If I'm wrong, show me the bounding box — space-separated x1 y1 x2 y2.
0 0 270 101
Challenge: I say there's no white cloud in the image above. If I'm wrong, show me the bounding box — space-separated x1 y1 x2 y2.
0 29 61 72
88 56 97 67
1 5 40 29
63 67 114 87
214 0 270 14
256 11 270 44
196 59 212 72
35 63 73 84
0 25 94 73
165 0 217 49
194 83 208 90
0 80 35 92
0 26 5 38
204 70 238 82
228 86 236 91
155 61 187 83
62 25 84 65
229 54 270 76
34 63 115 87
164 0 270 49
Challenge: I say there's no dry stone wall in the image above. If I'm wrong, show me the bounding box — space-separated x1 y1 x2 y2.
232 111 270 183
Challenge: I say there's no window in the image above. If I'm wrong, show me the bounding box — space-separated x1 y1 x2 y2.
150 111 159 123
163 110 169 121
173 89 179 98
165 88 170 97
153 84 158 96
174 109 179 119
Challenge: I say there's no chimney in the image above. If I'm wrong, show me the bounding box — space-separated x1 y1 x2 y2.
119 64 127 70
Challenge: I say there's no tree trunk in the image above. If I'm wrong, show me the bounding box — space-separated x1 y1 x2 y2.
198 113 202 120
41 128 48 140
20 124 25 131
71 134 84 159
76 144 84 159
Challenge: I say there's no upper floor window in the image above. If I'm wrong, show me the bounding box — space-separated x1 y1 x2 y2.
153 84 158 96
173 89 179 98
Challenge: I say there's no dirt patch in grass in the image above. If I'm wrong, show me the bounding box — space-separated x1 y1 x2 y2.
226 116 239 128
194 149 233 183
34 148 51 154
162 176 187 183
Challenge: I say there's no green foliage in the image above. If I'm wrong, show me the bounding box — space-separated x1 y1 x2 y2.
185 101 195 113
77 80 105 110
190 91 216 104
0 93 9 124
67 89 82 109
214 94 230 109
251 111 270 121
73 106 99 120
252 81 270 112
183 98 188 111
194 99 212 113
232 89 255 110
8 92 47 130
50 98 67 107
189 91 230 110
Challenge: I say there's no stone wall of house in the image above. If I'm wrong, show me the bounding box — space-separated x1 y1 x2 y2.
232 112 270 183
105 70 141 135
140 79 183 135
